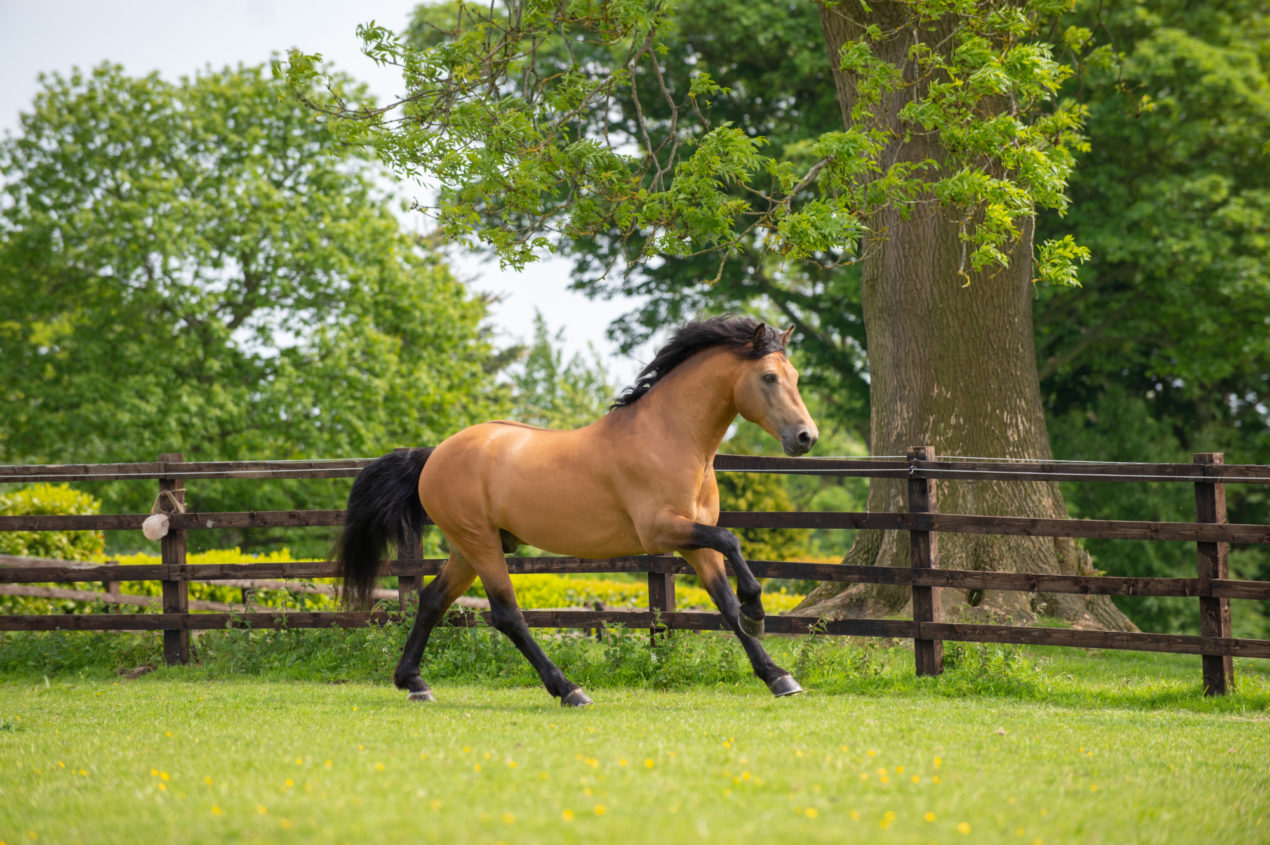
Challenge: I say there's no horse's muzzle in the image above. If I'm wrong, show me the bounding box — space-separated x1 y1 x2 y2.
781 427 818 456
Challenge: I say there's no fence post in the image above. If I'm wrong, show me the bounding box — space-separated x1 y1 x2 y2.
908 445 942 676
1194 452 1234 695
158 452 190 666
648 561 676 646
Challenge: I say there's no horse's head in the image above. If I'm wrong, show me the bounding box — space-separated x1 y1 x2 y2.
733 325 819 456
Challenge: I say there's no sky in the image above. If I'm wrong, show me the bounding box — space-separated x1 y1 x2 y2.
0 0 651 384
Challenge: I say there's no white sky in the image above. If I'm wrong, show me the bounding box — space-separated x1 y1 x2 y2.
0 0 650 384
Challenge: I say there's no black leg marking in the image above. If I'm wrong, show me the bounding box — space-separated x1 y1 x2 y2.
700 569 798 695
689 524 765 636
394 568 469 702
487 596 590 706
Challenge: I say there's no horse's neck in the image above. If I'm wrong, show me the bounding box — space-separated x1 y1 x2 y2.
629 349 739 466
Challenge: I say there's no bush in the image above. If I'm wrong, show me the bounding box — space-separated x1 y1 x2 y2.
0 483 104 559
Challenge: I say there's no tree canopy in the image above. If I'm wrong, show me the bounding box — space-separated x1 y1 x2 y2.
0 63 504 540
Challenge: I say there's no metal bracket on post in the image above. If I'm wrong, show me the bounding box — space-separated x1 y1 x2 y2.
908 445 942 677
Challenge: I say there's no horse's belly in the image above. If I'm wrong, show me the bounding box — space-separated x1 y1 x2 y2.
498 485 645 559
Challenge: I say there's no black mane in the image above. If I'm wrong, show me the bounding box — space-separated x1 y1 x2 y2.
610 316 787 409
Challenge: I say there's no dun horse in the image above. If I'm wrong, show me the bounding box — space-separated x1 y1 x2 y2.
336 316 819 706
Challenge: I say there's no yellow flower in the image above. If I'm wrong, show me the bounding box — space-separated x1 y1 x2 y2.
911 775 921 784
562 809 575 822
211 805 223 816
957 822 972 834
203 776 213 785
502 813 515 824
934 756 942 768
257 805 268 815
925 812 937 822
644 759 655 769
849 810 861 821
280 819 293 830
295 757 303 765
619 759 628 767
595 805 607 816
805 808 818 819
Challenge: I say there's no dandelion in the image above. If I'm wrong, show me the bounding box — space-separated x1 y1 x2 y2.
204 776 213 785
562 809 575 822
849 810 861 821
595 805 607 816
160 772 170 782
502 813 515 824
911 775 921 784
430 800 442 811
957 822 972 834
619 759 628 767
644 759 655 769
280 819 293 830
805 808 818 819
375 763 384 772
508 761 517 769
474 764 482 772
324 760 333 768
925 812 936 822
896 765 904 774
934 756 942 768
257 805 268 815
296 757 303 765
211 805 223 816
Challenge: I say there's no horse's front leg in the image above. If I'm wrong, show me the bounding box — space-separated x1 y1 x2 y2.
679 548 802 697
649 513 766 637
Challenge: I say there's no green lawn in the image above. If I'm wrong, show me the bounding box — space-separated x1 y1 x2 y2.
1 628 1268 844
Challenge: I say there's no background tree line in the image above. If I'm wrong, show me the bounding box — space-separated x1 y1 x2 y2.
2 1 1266 636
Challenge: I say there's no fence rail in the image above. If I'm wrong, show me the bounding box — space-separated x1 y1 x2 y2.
2 449 1268 695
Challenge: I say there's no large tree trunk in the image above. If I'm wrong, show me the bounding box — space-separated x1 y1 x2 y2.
798 2 1134 631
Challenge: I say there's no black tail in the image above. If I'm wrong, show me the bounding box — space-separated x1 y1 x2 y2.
335 448 432 609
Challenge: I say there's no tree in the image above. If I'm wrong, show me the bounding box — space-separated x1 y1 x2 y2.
1035 0 1270 635
282 1 1133 628
505 310 618 430
0 64 504 549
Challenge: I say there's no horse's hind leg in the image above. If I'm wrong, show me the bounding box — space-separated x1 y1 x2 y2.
394 551 477 702
462 544 592 707
681 548 803 697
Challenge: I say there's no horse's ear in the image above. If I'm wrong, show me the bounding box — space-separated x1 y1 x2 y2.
780 326 795 347
752 322 768 345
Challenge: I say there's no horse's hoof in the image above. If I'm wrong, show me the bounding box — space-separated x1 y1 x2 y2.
768 675 803 697
561 688 593 708
407 688 436 703
739 613 764 639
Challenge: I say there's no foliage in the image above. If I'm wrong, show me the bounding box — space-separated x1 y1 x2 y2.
0 63 505 551
280 0 1091 287
0 484 104 561
1037 0 1270 635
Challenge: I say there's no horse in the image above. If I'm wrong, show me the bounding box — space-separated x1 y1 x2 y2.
335 315 819 706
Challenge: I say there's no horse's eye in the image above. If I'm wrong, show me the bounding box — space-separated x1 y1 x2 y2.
762 373 778 384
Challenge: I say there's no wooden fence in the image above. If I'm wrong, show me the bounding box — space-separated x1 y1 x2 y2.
2 449 1269 695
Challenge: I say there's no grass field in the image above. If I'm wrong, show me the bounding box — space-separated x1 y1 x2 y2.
2 625 1268 844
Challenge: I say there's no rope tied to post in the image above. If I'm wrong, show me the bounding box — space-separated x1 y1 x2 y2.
141 488 186 541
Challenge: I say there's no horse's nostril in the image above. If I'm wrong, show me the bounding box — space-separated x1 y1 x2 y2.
797 430 813 446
